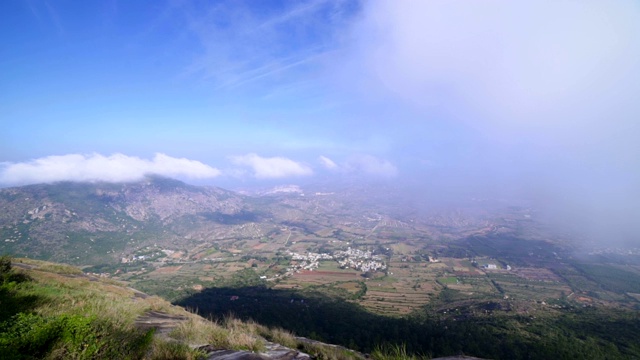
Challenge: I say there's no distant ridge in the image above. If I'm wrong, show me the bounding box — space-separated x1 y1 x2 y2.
0 177 249 265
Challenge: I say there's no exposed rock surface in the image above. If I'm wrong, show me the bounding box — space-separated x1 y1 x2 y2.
0 177 252 263
199 342 311 360
134 310 314 360
134 310 189 337
133 308 491 360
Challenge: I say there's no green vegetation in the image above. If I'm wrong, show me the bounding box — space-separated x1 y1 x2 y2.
0 312 155 359
371 344 430 360
436 276 458 285
0 256 158 359
573 263 640 294
0 256 369 360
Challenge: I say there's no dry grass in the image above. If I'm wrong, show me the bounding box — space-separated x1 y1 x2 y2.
169 313 271 352
16 257 83 275
223 315 261 334
227 330 265 352
4 258 366 359
169 318 230 348
371 344 431 360
299 342 362 360
149 340 204 360
223 316 266 351
264 327 298 349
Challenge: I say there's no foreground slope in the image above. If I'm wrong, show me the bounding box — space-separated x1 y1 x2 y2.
0 257 371 360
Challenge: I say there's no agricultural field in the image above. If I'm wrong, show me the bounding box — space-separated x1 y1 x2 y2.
33 182 632 318
99 209 640 318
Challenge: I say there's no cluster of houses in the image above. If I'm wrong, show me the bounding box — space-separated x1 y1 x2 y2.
334 247 386 272
285 247 386 273
286 250 333 272
482 263 511 271
120 249 166 263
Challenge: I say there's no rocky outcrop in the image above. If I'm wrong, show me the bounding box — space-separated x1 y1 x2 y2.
198 343 311 360
134 310 314 360
134 310 189 337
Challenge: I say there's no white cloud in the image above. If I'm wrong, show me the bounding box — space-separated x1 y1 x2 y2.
230 153 313 179
338 1 640 243
345 155 397 177
0 153 221 186
318 155 338 169
350 0 640 148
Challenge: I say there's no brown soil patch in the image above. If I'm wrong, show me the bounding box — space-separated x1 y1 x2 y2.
297 270 356 276
512 267 561 282
151 266 182 274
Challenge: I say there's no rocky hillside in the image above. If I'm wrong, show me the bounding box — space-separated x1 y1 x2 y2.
0 177 253 264
0 177 517 267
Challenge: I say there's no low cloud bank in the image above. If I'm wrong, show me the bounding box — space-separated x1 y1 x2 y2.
230 153 312 179
0 153 221 186
318 155 338 170
317 154 398 177
345 155 398 178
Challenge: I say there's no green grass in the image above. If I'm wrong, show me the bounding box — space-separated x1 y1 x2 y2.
371 344 430 360
436 276 458 285
0 256 161 359
0 256 365 360
573 263 640 294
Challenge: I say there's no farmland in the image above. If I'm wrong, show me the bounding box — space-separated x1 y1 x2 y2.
107 222 640 319
78 187 640 321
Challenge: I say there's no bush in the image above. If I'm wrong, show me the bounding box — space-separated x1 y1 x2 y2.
0 256 11 275
0 256 31 285
0 312 63 359
0 313 154 359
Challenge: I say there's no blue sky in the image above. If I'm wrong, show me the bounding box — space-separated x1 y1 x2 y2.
1 1 358 153
2 1 640 242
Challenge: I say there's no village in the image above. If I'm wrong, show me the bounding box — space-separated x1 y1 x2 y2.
286 247 386 274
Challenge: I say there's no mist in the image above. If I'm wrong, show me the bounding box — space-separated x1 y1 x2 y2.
324 0 640 248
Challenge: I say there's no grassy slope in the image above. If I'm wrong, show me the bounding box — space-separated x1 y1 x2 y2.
0 257 367 360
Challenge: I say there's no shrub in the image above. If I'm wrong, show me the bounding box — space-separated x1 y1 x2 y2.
0 313 154 360
0 312 62 359
0 256 11 275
